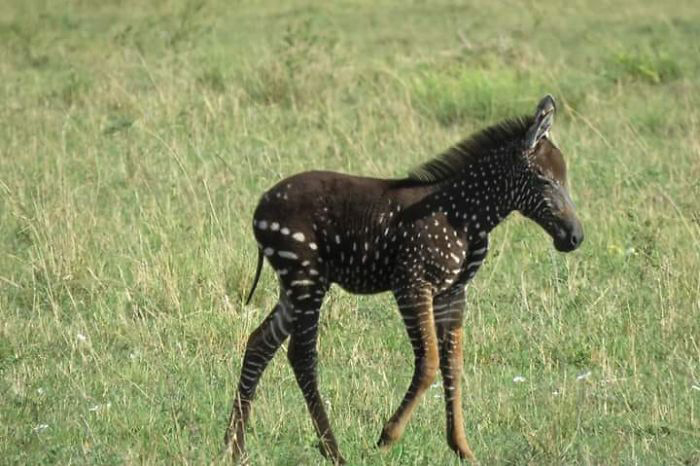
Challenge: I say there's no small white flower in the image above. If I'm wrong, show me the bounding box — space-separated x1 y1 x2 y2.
552 389 560 396
89 402 112 412
513 375 526 383
37 388 45 395
77 333 87 342
32 424 49 432
576 370 592 381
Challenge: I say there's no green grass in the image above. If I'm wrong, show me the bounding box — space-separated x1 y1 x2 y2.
1 0 699 464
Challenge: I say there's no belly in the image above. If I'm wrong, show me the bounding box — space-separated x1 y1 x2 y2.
333 279 392 295
327 260 394 294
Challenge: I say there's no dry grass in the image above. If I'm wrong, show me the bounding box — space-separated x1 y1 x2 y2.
1 0 699 464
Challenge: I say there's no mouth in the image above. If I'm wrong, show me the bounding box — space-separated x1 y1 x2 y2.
554 236 579 252
551 222 584 253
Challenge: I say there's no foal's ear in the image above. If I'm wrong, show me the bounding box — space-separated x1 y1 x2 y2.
524 94 556 152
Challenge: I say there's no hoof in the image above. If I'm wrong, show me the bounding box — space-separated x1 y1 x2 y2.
376 429 399 450
447 433 477 463
223 431 246 464
221 443 248 465
451 444 477 464
317 442 346 465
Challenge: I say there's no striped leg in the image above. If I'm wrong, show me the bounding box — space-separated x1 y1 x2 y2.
434 289 476 462
378 286 439 448
286 282 346 464
225 294 293 461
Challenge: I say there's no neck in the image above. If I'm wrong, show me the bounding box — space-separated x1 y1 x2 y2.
427 154 517 242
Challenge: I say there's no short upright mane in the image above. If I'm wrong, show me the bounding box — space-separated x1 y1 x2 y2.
407 115 534 183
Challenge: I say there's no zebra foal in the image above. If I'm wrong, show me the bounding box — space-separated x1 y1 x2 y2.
225 95 583 463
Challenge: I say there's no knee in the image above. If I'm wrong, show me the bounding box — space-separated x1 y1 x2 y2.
287 340 316 371
417 353 439 390
243 329 262 355
245 325 272 353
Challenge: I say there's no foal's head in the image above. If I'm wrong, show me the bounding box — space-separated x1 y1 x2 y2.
517 95 584 252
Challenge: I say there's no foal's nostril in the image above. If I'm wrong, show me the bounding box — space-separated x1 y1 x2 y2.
570 231 583 248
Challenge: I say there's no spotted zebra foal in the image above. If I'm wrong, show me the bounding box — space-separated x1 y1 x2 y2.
225 95 583 464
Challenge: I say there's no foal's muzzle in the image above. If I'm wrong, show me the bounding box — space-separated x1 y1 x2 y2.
542 182 584 253
552 216 584 252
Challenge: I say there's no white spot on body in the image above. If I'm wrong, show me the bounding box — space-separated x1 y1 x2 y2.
291 279 315 286
292 232 305 242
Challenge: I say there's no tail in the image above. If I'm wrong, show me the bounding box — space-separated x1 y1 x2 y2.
245 248 264 305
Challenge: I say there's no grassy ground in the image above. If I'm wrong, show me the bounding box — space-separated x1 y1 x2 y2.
1 0 699 464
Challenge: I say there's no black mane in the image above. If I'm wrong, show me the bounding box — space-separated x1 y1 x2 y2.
406 115 534 184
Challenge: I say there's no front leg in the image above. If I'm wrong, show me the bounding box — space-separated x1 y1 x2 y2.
378 285 439 448
434 288 476 462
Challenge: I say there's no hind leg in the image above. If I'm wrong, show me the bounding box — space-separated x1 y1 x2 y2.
225 292 293 461
434 289 476 462
285 279 345 464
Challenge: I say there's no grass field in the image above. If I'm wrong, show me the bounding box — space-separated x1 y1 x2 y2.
1 1 699 464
